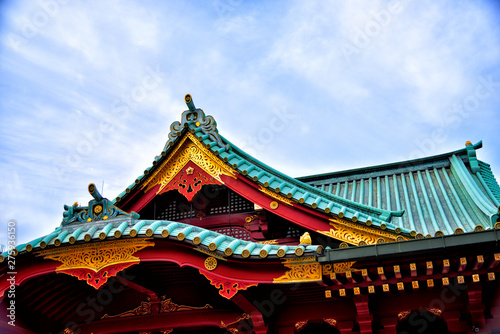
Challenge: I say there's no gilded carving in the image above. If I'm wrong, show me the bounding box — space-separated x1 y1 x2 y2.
38 239 153 272
102 297 153 318
256 239 279 245
141 133 236 194
324 318 337 327
295 321 308 331
102 296 212 319
204 257 218 271
220 313 250 334
258 186 294 206
398 310 411 321
316 218 411 246
200 272 257 299
322 261 357 278
37 239 153 288
273 261 322 283
194 246 227 260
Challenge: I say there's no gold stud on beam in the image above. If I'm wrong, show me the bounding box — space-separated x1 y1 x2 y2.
427 279 434 288
362 269 372 282
457 276 465 284
410 263 417 277
397 282 405 291
325 290 332 298
412 281 419 290
442 277 450 286
354 287 361 295
472 274 480 283
488 272 496 281
442 259 450 274
473 255 484 270
383 284 390 292
368 285 375 294
426 261 433 275
378 267 387 280
458 257 467 272
490 253 500 268
339 289 346 297
394 265 402 279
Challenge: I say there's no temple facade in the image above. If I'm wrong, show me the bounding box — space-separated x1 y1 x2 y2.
1 95 500 334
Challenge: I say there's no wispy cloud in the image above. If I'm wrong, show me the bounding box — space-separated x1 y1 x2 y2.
0 0 499 246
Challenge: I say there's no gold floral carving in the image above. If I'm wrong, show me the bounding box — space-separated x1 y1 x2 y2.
295 321 308 331
324 318 337 327
220 313 250 334
259 186 294 206
316 218 411 246
37 239 153 272
273 260 322 283
322 261 357 278
102 296 212 319
398 310 411 321
141 133 236 194
256 239 279 245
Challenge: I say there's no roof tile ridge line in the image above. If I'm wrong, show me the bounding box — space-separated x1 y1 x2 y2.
296 141 483 182
476 171 500 207
478 160 500 198
219 135 404 220
476 160 500 207
450 155 497 219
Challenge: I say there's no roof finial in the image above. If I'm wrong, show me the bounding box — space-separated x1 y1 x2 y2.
185 94 195 111
465 141 472 146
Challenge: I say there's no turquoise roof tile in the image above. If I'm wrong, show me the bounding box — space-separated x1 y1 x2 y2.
0 218 324 262
299 141 500 236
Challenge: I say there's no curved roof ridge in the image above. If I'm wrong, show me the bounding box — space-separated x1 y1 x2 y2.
221 135 404 221
450 154 497 224
297 141 483 182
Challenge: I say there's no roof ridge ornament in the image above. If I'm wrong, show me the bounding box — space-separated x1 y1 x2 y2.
164 94 229 150
61 183 139 226
465 140 480 173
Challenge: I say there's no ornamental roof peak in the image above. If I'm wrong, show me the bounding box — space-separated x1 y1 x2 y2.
163 94 229 151
61 183 139 226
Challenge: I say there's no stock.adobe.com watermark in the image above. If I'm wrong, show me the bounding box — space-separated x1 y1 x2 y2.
7 0 68 51
6 220 17 327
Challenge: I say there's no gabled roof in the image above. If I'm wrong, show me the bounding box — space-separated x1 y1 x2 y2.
115 95 410 236
298 141 500 237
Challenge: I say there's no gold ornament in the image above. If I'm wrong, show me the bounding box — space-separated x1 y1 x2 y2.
204 257 218 271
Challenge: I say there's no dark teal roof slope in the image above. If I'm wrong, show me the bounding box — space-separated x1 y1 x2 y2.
0 217 323 262
298 141 500 237
115 97 411 236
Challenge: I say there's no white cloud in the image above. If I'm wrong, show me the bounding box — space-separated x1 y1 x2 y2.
0 0 499 247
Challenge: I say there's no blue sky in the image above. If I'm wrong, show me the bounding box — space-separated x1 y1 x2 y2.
1 0 500 247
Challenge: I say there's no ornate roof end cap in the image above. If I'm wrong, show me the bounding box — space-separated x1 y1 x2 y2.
465 140 481 173
164 95 229 151
61 183 140 226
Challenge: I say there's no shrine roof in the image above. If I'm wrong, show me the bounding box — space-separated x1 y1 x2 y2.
0 217 323 262
298 141 500 237
115 95 410 236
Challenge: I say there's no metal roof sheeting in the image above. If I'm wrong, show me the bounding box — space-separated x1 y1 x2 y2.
300 143 500 237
